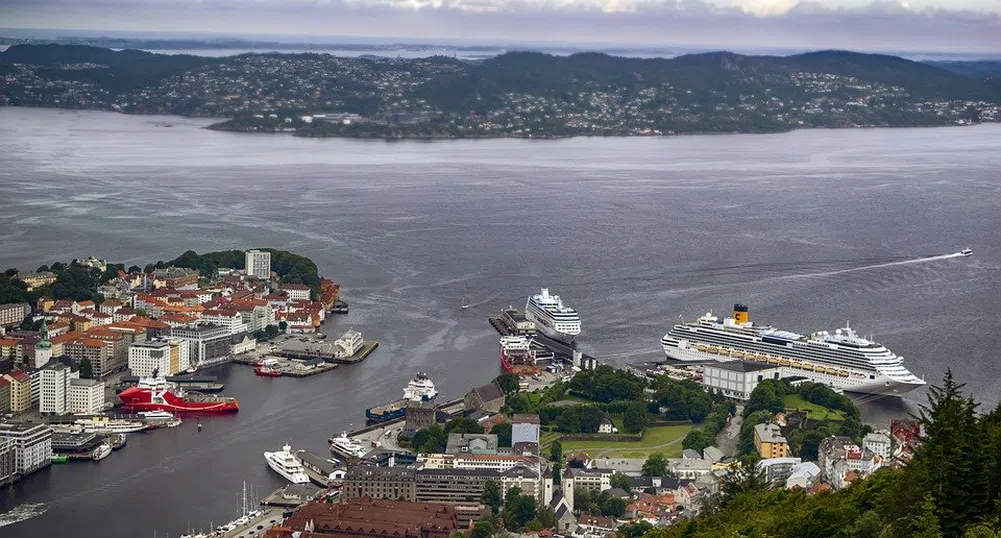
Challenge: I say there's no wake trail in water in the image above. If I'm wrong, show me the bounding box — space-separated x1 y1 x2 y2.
0 503 47 528
770 252 967 283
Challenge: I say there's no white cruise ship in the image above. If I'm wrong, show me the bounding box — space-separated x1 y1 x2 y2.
525 288 581 344
264 444 311 484
660 304 925 396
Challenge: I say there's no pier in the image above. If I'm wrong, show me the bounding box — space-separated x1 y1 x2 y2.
259 484 324 508
334 341 378 364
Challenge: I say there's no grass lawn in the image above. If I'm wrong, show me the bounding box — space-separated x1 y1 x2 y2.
783 394 845 421
557 424 692 458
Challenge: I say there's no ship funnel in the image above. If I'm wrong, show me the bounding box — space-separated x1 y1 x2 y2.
734 304 749 324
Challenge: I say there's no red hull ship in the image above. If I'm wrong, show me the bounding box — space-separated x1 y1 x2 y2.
119 378 239 413
254 366 282 377
500 336 539 375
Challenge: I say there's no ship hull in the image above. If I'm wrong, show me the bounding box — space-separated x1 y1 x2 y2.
500 350 539 374
365 405 407 422
119 387 239 413
661 340 923 396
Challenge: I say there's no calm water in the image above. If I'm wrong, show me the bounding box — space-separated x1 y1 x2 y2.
1 108 1000 536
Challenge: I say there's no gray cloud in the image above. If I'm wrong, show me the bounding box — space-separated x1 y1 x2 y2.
2 0 999 53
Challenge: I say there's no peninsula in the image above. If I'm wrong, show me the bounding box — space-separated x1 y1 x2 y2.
2 44 1000 139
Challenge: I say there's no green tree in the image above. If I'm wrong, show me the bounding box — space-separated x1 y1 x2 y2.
471 520 494 538
682 429 713 453
444 417 485 435
278 321 288 332
493 422 512 447
550 440 563 463
617 521 652 538
506 393 530 414
481 479 502 515
79 358 94 379
556 406 581 433
494 373 520 395
610 472 632 493
579 406 606 433
411 425 447 453
502 487 536 531
623 401 650 433
599 495 627 518
134 308 148 318
913 370 990 537
642 453 668 477
127 265 141 274
533 505 557 529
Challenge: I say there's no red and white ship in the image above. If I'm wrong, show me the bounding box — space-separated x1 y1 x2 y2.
254 366 282 377
500 336 539 374
118 378 239 414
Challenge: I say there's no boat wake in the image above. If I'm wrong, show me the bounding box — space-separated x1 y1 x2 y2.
0 503 48 528
773 251 968 282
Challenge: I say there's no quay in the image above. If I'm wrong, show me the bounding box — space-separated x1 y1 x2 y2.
259 484 324 508
273 337 379 365
335 341 378 364
187 508 286 538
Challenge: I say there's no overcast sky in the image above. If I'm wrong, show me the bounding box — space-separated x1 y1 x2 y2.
2 0 1000 53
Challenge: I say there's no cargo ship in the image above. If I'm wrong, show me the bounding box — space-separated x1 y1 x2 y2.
500 335 539 374
365 373 438 422
118 378 239 413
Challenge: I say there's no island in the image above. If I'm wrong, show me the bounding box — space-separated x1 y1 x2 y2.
1 44 1000 139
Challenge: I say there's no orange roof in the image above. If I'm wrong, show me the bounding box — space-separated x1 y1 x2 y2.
159 313 198 323
80 338 106 348
85 328 124 340
0 338 18 347
106 322 146 334
75 300 95 307
50 331 84 345
6 370 30 382
203 309 240 317
127 317 170 330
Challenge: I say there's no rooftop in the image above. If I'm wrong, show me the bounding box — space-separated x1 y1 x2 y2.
707 360 780 373
754 423 788 445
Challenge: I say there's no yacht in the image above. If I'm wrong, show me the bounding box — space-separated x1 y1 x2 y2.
329 431 368 459
961 248 973 256
524 288 582 344
264 444 311 484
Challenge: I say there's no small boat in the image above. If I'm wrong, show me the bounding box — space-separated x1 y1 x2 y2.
197 422 203 432
254 366 282 377
461 296 470 310
51 454 69 464
961 248 973 256
92 443 112 461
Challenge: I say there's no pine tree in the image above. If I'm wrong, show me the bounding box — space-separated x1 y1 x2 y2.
914 370 990 537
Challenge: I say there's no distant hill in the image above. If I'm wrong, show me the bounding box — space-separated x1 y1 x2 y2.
2 44 999 137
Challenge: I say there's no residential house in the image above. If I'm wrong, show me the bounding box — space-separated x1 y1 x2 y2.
598 417 616 434
785 462 821 490
753 423 789 458
280 283 311 302
573 515 617 538
64 338 111 379
2 371 31 413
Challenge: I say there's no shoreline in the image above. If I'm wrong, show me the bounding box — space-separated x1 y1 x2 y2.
1 104 991 141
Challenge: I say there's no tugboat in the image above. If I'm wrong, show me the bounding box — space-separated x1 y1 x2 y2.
254 365 282 377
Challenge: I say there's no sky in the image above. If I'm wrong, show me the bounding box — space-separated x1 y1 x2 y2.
1 0 1000 54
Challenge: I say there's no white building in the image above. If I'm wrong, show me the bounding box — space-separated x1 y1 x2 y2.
512 414 541 446
333 330 363 358
757 457 802 483
69 378 105 414
0 422 52 476
40 361 79 415
128 338 190 377
169 323 230 367
702 361 782 401
280 284 311 302
786 461 821 490
200 309 248 335
863 431 892 460
245 250 271 279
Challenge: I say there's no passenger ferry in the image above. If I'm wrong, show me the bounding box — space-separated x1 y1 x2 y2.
660 304 925 396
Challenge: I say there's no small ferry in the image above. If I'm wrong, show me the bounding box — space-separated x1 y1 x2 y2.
961 248 973 256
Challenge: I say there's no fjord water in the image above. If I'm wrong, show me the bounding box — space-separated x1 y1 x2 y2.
1 108 999 536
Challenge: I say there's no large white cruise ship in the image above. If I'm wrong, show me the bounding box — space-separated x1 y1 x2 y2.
525 288 581 343
660 304 925 396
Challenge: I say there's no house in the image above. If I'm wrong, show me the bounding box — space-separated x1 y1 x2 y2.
573 514 617 538
682 449 701 460
819 436 881 490
625 492 677 520
863 431 891 460
280 283 311 302
512 414 541 446
2 371 32 413
463 382 506 414
702 446 725 463
753 423 789 458
445 433 498 455
598 417 617 434
785 461 821 490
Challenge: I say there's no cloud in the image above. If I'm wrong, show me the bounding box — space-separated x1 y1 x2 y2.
2 0 1000 54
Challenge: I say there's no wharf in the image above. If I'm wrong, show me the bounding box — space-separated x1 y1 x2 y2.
488 317 512 336
280 362 338 377
188 508 285 538
295 450 342 486
334 341 378 364
259 484 324 508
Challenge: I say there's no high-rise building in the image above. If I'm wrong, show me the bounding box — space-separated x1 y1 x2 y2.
128 338 190 377
69 378 105 414
39 359 79 415
245 250 272 279
169 323 229 368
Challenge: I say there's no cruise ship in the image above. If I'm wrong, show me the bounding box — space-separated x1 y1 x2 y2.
264 444 311 484
525 288 581 344
660 304 926 396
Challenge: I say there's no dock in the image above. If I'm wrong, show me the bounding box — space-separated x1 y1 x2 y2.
280 362 339 377
259 484 324 508
333 341 378 364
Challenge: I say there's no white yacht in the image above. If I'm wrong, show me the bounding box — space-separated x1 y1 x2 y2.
264 444 310 484
660 304 926 396
961 248 973 256
525 288 582 343
329 431 368 459
74 417 147 434
403 373 438 402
